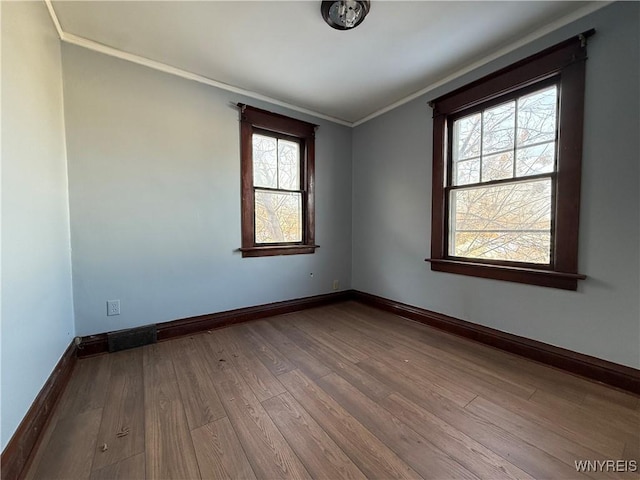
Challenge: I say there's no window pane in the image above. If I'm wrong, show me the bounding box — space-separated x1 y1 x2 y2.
449 178 551 264
517 86 557 147
455 158 480 186
482 151 514 182
483 101 515 155
453 113 481 161
277 139 300 190
255 190 302 243
516 142 555 177
252 134 277 188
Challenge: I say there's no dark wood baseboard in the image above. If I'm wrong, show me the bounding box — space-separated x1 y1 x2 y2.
1 341 77 480
77 290 353 358
352 290 640 394
78 288 640 393
4 289 637 480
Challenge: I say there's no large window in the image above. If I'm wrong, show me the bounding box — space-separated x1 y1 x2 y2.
238 104 318 257
428 32 592 290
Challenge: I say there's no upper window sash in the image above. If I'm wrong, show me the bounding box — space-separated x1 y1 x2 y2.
446 78 560 187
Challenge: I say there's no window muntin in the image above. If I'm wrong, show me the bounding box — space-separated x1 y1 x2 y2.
447 84 558 265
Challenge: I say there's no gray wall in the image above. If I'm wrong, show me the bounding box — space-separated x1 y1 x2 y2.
1 0 637 453
1 2 75 449
61 45 353 337
352 1 640 368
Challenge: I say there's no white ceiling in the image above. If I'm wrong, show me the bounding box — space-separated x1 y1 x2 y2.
49 1 604 125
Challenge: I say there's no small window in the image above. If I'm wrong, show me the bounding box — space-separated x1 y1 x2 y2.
238 104 318 257
428 32 593 290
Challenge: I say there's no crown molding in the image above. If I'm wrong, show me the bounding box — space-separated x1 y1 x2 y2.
44 1 353 127
45 0 610 129
59 31 354 127
352 0 612 127
44 0 63 39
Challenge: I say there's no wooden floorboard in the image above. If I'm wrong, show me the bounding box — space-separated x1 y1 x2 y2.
89 453 145 480
55 354 112 415
91 348 144 472
215 327 287 403
273 315 392 401
24 302 640 479
465 397 634 480
379 393 535 480
143 342 200 479
191 417 257 480
278 369 422 479
262 392 367 480
207 359 312 479
235 323 297 376
30 408 103 480
316 372 479 479
170 336 226 430
248 320 332 379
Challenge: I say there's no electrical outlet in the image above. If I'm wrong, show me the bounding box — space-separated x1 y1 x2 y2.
332 280 340 290
107 300 121 316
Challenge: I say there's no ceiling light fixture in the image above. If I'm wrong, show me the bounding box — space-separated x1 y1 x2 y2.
321 0 370 30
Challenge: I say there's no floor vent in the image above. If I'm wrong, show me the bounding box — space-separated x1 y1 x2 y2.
107 325 157 353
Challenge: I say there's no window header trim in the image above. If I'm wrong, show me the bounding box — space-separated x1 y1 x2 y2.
429 29 594 117
237 103 317 138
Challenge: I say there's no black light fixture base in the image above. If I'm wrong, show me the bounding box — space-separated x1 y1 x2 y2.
321 0 370 31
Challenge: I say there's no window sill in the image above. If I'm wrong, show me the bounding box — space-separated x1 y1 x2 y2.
240 245 319 258
426 258 586 290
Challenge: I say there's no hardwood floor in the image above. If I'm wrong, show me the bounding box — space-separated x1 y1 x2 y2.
24 301 639 479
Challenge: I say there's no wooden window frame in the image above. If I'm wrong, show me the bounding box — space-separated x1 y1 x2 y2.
238 104 318 258
427 31 593 290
